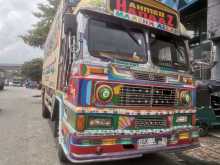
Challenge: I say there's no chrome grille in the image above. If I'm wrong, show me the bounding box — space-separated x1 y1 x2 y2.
117 85 177 107
135 117 167 129
133 71 166 82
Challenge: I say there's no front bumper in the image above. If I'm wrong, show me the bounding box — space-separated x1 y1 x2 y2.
64 129 200 163
67 143 200 163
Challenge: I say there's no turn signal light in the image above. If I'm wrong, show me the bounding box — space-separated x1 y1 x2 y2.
179 132 189 140
192 114 196 126
81 64 107 76
76 115 85 132
89 66 106 75
181 77 193 85
102 138 117 145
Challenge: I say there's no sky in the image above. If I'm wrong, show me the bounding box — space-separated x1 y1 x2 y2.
0 0 45 64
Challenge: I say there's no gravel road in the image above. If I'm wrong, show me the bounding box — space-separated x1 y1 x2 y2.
0 87 219 165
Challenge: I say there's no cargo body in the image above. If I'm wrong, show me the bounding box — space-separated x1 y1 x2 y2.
42 0 199 163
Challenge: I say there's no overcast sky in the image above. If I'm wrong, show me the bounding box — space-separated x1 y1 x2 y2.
0 0 45 64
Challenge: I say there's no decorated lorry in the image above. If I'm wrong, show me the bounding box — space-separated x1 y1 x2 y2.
42 0 199 163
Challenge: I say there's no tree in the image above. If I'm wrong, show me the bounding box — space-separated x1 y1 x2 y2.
21 0 60 48
21 58 43 82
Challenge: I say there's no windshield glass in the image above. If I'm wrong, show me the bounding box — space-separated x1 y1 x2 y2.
150 33 188 70
88 19 147 63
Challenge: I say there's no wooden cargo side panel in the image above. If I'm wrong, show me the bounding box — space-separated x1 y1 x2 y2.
42 1 63 90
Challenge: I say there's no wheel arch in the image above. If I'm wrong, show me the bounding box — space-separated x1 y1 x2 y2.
51 95 63 121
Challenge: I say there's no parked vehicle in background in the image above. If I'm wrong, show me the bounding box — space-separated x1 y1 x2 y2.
196 80 220 136
42 0 199 163
4 79 9 87
0 70 5 90
25 80 39 89
12 79 22 87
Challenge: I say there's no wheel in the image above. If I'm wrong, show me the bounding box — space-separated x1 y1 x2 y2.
0 86 4 90
42 103 50 119
58 143 69 163
53 111 59 137
42 94 50 119
199 123 209 137
52 101 60 137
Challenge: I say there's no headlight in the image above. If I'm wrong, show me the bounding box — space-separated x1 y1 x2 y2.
88 117 112 128
176 116 188 123
180 90 192 105
96 85 113 102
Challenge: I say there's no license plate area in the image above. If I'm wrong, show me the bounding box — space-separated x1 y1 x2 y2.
138 137 167 149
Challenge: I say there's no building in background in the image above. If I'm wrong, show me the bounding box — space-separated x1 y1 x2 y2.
0 64 22 81
208 0 220 81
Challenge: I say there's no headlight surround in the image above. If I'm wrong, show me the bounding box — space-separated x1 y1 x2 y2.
179 90 192 106
88 117 113 128
96 85 113 103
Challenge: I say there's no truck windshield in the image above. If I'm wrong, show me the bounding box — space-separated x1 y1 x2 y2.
150 33 188 70
88 19 147 63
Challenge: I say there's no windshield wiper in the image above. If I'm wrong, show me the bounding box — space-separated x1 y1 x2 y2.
122 24 141 46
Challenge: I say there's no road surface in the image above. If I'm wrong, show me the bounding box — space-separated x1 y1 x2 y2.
0 87 219 165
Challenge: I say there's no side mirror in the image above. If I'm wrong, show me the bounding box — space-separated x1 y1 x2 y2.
64 14 77 35
180 23 193 39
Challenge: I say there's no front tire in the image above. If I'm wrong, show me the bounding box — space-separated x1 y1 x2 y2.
42 93 50 119
42 105 50 119
199 123 209 137
53 112 59 137
58 143 69 163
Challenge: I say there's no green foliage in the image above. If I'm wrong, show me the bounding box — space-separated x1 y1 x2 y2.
21 0 60 48
21 58 43 82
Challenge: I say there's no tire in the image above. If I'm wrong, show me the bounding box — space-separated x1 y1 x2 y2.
0 85 4 90
52 101 60 137
199 123 209 137
58 144 69 163
53 111 59 138
42 93 50 119
42 104 50 119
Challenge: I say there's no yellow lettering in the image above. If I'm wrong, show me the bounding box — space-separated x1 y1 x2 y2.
129 2 136 9
154 10 158 16
159 12 165 18
137 4 144 11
